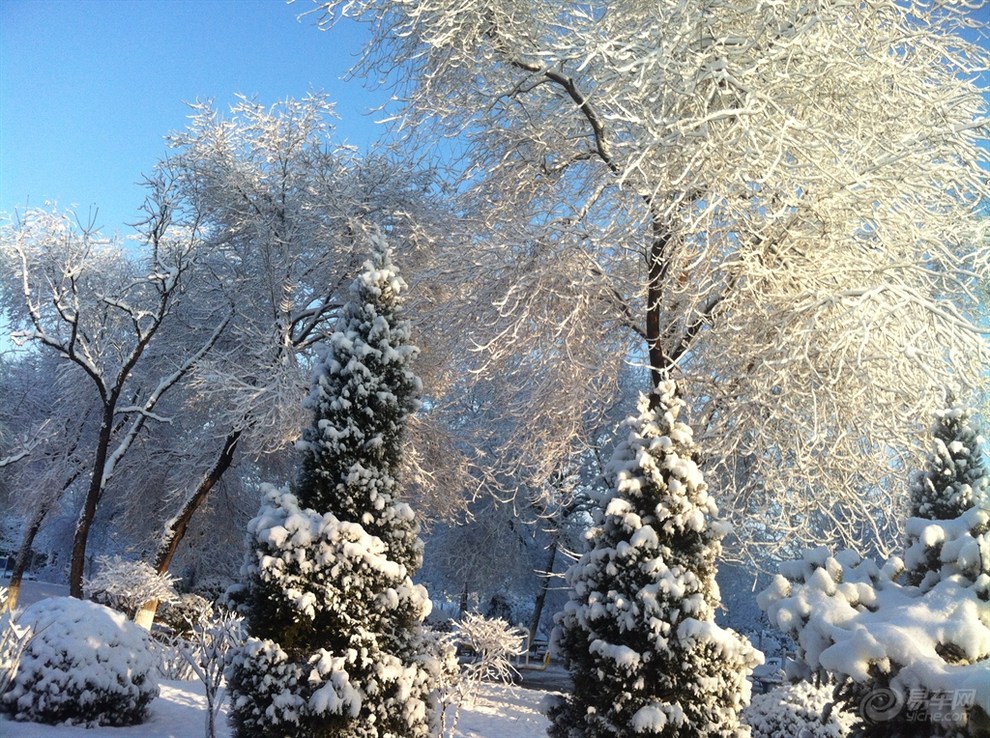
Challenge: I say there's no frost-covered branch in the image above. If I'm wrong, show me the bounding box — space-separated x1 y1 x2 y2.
310 0 990 557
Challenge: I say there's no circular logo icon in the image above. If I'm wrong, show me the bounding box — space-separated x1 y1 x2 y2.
861 688 903 723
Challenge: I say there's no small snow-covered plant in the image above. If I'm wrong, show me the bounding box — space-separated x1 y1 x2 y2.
84 554 179 617
455 612 526 687
156 592 214 637
549 383 762 738
3 596 159 727
180 605 245 738
744 681 854 738
0 602 32 698
152 627 198 680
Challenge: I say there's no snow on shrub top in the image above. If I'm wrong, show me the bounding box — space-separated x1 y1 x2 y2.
759 505 990 729
84 554 179 614
4 596 159 727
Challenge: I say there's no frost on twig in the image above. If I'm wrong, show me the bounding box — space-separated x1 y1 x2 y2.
0 590 32 697
178 605 245 738
454 612 526 690
84 555 179 617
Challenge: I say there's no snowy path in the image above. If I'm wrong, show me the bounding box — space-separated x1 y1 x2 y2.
0 679 557 737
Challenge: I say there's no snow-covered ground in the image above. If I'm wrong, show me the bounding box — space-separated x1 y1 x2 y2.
2 580 557 738
0 678 555 738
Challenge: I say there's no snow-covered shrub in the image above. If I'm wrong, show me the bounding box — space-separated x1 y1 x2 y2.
2 596 159 726
549 383 762 738
908 401 987 525
454 612 526 686
155 591 213 637
180 606 245 738
744 681 853 738
228 238 456 738
759 400 990 738
150 593 220 680
151 627 198 681
84 554 179 616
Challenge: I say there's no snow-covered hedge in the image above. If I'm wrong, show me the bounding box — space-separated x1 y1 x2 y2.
744 681 853 738
2 597 159 727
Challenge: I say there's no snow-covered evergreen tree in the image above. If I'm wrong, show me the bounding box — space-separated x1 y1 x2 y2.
227 233 454 738
909 399 988 522
906 398 989 588
548 382 762 738
759 403 990 738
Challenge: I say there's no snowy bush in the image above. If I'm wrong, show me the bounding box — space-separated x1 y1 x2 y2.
744 681 853 738
2 596 159 727
152 628 198 681
155 591 213 636
84 554 179 616
150 592 217 679
759 401 990 737
549 383 762 738
454 612 526 686
180 606 245 738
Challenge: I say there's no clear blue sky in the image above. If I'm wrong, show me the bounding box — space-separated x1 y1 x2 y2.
1 0 988 238
0 0 384 235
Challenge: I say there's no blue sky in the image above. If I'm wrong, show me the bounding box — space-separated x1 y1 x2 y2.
0 0 384 235
1 0 988 239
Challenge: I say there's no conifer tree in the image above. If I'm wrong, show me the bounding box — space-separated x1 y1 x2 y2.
909 398 988 522
759 402 990 737
905 396 989 587
549 381 761 738
227 233 453 738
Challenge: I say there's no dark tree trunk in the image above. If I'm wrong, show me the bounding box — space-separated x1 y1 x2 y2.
68 411 115 598
134 430 242 629
4 504 50 612
152 430 241 574
646 214 674 395
528 537 558 649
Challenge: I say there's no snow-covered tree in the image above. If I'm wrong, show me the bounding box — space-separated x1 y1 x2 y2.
308 0 990 558
0 201 231 598
759 407 990 737
549 382 761 738
135 96 467 605
904 398 989 591
227 235 454 738
909 399 988 523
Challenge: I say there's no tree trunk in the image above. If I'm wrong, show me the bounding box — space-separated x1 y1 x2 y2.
153 430 241 575
646 215 674 394
132 430 242 628
459 580 470 617
3 503 53 612
528 537 558 649
69 412 115 598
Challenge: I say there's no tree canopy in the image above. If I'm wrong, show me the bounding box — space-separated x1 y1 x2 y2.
309 0 990 557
